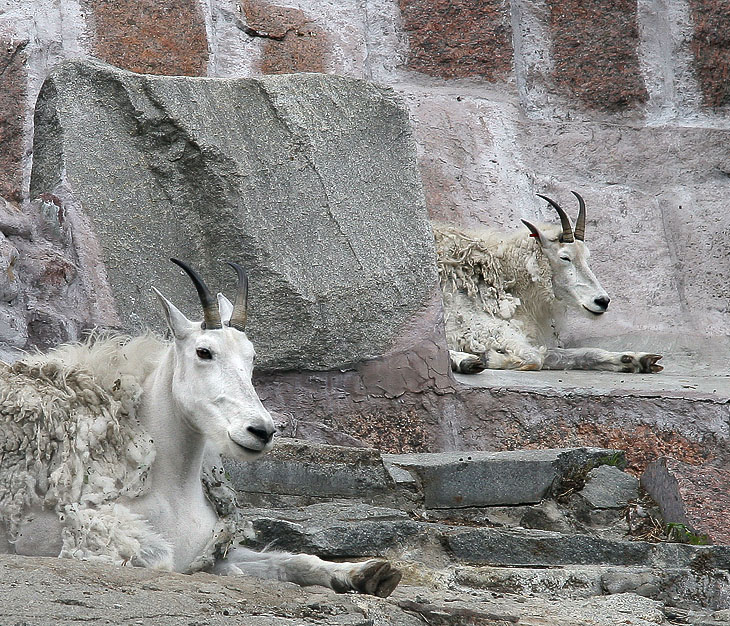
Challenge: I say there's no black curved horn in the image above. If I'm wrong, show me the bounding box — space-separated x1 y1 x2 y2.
170 258 222 330
225 261 248 332
571 191 586 241
537 194 574 243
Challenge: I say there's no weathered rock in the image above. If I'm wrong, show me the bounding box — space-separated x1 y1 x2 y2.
446 526 730 570
580 464 640 510
384 447 623 509
86 0 209 76
226 438 399 506
641 457 730 545
228 441 627 511
0 235 19 304
244 503 426 557
30 58 438 372
0 36 28 203
2 553 711 626
447 527 651 567
0 196 33 239
0 554 424 626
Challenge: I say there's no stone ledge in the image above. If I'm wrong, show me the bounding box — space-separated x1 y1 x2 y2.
641 457 730 545
383 447 622 509
226 439 624 510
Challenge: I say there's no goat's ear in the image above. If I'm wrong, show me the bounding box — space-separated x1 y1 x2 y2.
217 293 234 326
521 219 543 243
152 287 194 338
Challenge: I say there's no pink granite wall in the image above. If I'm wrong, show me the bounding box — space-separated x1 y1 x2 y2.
545 0 648 110
84 0 209 76
687 0 730 107
397 0 512 81
1 1 730 477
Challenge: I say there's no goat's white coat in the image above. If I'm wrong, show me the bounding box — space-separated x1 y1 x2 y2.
435 221 662 373
0 290 400 597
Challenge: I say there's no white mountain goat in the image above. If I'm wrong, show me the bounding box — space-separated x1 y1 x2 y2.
0 258 401 597
436 192 663 374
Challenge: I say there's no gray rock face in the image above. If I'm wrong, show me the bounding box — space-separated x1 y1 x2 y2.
383 448 623 509
30 59 437 371
580 465 640 510
5 440 730 625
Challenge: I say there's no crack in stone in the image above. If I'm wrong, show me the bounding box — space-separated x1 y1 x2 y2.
253 81 365 271
231 14 290 41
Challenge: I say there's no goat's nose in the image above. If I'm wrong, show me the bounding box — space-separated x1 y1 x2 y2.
247 425 275 444
594 296 610 310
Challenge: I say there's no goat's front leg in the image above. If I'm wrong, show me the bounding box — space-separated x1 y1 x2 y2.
543 348 663 373
212 546 402 598
449 350 486 374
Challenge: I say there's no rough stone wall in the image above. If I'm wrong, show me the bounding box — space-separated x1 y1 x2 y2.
1 0 729 458
2 0 728 351
82 0 209 76
3 0 730 349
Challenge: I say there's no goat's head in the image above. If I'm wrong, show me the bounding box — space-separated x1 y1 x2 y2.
522 192 610 316
153 259 275 461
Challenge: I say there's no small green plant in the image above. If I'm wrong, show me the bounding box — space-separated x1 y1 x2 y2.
665 522 710 546
596 452 626 469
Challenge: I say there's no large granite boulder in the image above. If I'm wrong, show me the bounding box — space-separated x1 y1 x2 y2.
30 59 437 371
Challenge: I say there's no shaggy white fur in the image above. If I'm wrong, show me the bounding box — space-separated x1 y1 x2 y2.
434 219 663 374
435 224 560 369
0 334 235 570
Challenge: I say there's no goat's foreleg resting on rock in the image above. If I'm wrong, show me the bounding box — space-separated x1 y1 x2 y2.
450 350 487 374
211 546 402 597
543 348 663 373
449 349 543 373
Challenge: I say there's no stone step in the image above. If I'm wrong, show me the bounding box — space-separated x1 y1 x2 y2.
239 503 730 611
451 365 730 478
240 502 730 572
224 439 401 508
454 565 730 611
225 438 626 510
445 526 730 570
383 447 625 509
11 553 730 626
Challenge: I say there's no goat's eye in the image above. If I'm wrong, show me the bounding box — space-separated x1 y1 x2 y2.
196 347 213 360
560 256 572 262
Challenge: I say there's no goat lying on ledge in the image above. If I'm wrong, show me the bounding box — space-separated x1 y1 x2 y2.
435 192 663 375
0 258 401 597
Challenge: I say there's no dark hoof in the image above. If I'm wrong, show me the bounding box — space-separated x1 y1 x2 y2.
459 354 486 374
350 559 402 598
639 354 663 373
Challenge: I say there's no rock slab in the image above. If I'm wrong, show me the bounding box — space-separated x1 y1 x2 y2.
30 59 437 372
383 447 622 508
641 457 730 545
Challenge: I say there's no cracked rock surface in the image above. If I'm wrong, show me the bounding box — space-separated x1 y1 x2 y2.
5 441 730 625
30 58 437 373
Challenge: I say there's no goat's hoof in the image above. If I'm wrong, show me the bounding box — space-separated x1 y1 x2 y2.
639 353 663 373
456 355 486 374
620 353 663 373
349 559 402 598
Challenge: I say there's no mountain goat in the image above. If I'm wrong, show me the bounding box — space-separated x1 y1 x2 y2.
436 192 663 375
0 259 401 597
